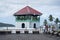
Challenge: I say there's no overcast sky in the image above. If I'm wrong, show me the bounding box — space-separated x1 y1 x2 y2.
0 0 60 25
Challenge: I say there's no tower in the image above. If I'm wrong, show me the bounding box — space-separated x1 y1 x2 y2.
14 6 42 33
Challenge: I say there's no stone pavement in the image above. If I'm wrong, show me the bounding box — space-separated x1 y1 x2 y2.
0 34 60 40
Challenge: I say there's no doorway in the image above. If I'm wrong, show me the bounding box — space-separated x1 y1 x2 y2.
22 23 25 28
34 23 36 28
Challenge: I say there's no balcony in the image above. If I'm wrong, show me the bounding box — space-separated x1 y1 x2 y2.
16 16 40 22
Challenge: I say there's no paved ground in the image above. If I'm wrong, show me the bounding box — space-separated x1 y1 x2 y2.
0 34 60 40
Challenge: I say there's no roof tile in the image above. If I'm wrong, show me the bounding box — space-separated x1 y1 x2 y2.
14 6 42 16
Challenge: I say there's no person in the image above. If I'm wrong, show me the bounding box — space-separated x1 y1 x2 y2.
43 26 45 32
45 25 48 33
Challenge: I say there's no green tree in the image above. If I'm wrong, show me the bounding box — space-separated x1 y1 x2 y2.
55 18 59 24
48 15 54 26
48 15 54 31
44 19 47 26
49 15 53 22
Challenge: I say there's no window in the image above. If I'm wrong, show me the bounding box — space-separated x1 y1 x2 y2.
34 23 36 28
22 23 25 28
16 16 20 20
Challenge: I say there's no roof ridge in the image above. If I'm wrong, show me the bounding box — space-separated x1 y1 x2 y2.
14 6 42 16
27 6 30 13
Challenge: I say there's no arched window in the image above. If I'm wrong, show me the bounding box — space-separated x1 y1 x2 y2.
34 23 36 28
22 23 25 28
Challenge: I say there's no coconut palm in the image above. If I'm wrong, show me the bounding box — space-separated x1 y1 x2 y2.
44 19 48 32
49 15 53 22
55 18 59 24
54 18 60 35
48 15 54 26
48 15 54 32
54 18 59 30
44 19 47 26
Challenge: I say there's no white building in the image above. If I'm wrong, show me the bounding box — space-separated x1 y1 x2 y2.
0 6 43 34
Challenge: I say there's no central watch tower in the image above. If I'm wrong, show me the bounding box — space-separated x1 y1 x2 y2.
14 6 42 33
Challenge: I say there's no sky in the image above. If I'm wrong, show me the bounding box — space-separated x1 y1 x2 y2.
0 0 60 25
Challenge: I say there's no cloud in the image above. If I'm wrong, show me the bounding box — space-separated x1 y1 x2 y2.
0 0 60 25
1 0 60 6
51 0 60 6
0 0 60 18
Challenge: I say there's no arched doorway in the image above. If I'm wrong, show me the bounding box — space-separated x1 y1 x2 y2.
22 23 25 28
34 23 36 28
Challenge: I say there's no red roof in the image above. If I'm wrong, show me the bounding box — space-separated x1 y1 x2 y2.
14 6 42 16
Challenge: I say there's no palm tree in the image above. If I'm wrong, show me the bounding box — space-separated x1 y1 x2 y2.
49 15 53 22
54 18 59 29
43 19 48 32
54 18 60 34
49 15 54 26
48 15 54 32
44 19 47 26
55 18 59 24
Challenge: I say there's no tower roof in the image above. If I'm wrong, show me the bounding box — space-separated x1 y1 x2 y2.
14 6 42 16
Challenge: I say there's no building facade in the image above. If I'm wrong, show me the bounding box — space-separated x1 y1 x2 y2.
0 6 42 34
14 6 42 33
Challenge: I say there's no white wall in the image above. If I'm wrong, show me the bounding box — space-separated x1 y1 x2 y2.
29 22 40 28
16 22 30 29
0 21 40 30
16 21 40 29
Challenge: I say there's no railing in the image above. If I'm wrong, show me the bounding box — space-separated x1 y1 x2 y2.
16 16 40 22
0 28 41 31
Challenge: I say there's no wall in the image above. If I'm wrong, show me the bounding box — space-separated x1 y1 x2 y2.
29 22 40 28
15 22 30 29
